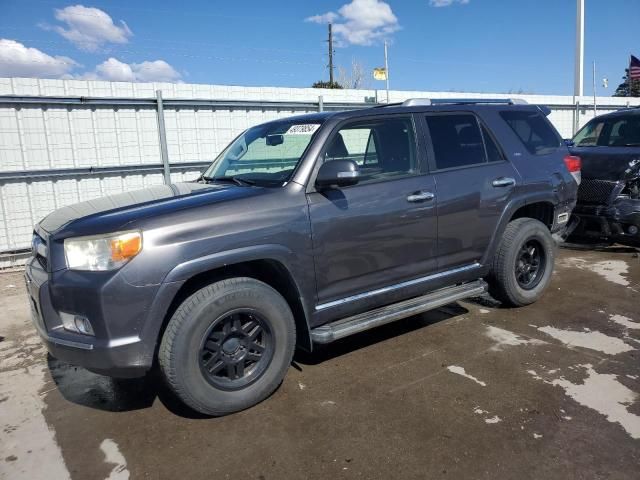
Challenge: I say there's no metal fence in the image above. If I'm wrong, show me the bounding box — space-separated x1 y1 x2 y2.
0 77 639 268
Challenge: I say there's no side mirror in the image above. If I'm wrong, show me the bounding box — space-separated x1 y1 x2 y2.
316 159 360 189
266 134 284 146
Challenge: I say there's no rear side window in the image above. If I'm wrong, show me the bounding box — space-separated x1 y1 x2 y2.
425 114 487 169
500 110 561 155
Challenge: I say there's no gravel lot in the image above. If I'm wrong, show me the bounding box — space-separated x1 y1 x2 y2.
1 246 639 480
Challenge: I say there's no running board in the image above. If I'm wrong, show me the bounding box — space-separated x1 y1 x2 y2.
310 280 487 344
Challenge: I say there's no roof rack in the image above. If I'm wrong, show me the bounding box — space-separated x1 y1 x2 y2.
401 98 528 107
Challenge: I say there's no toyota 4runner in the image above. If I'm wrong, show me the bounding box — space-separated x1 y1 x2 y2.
25 98 579 415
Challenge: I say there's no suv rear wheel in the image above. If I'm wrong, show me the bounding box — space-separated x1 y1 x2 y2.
159 277 296 416
488 218 555 307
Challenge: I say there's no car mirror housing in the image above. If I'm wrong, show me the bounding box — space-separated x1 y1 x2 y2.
315 159 360 189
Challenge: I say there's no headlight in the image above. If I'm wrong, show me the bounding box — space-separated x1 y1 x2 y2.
64 231 142 271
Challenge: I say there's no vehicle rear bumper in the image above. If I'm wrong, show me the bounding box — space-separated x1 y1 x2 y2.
24 256 167 378
571 198 640 246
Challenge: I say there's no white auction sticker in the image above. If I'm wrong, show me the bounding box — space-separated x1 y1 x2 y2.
285 124 320 135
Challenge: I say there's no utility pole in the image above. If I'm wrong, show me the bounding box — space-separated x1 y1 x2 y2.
574 0 584 97
384 40 390 103
328 23 334 85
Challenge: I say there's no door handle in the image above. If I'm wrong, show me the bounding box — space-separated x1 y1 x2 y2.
407 191 435 203
492 177 516 188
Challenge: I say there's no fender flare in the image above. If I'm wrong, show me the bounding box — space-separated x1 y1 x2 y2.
481 192 558 266
150 244 314 351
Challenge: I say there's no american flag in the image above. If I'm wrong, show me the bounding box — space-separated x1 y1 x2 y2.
630 55 640 80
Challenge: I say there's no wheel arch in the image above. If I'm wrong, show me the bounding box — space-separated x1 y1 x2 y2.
482 194 557 266
146 246 314 359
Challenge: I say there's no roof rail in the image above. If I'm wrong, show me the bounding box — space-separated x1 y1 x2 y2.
401 98 529 107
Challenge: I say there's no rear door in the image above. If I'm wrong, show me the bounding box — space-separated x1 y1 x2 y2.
420 112 521 270
307 114 438 308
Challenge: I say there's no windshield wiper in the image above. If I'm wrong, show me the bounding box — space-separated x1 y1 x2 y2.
203 175 256 186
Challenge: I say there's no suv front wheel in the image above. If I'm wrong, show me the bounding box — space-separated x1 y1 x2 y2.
488 217 556 307
159 277 296 416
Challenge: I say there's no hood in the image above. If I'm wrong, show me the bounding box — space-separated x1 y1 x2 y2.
39 181 263 234
570 146 640 181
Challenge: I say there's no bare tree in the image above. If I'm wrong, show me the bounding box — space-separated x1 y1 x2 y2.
337 58 368 90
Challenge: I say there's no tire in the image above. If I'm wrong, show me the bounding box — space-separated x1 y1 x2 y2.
159 277 296 416
487 218 556 307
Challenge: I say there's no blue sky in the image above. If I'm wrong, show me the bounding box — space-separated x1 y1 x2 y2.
0 0 638 95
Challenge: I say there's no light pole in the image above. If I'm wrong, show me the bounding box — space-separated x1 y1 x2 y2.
574 0 585 97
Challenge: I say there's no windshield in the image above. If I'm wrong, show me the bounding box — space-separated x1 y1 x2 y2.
202 120 321 186
573 115 640 147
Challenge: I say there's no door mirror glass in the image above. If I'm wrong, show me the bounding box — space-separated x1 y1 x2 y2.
316 159 360 189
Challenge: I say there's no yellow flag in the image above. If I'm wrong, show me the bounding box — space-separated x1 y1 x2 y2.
373 68 387 81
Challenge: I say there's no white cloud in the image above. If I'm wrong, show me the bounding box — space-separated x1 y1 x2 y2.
50 4 132 52
429 0 470 7
0 39 78 78
81 57 182 82
305 12 339 24
305 0 400 46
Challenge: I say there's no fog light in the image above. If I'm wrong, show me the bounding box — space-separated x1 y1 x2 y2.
628 225 639 236
59 312 95 336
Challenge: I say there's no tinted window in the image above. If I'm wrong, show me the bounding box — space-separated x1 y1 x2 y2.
500 111 561 155
325 117 417 183
574 115 640 147
425 114 487 169
482 125 505 162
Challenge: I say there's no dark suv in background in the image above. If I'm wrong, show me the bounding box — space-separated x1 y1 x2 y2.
569 107 640 246
25 98 579 415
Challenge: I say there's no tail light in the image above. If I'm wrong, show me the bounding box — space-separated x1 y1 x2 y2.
564 155 581 184
563 155 581 172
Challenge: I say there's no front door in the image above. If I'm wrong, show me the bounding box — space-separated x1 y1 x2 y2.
307 115 438 308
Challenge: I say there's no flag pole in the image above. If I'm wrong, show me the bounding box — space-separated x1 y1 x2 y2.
384 40 390 103
592 61 597 116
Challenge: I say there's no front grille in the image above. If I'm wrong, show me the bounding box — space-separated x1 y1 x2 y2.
577 179 620 205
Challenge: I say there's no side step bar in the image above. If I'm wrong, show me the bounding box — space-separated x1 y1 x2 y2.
310 280 487 344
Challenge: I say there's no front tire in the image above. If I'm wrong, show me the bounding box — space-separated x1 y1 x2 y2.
488 218 556 307
159 277 296 416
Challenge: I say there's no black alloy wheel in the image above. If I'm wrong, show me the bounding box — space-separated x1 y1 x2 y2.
515 239 546 290
199 310 274 391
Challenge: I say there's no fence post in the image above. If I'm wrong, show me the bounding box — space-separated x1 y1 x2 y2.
318 95 324 112
573 100 580 135
156 90 171 184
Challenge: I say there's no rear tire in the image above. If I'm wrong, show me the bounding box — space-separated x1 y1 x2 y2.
487 218 555 307
159 277 296 416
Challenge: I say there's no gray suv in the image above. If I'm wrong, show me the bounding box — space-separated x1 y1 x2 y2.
25 98 579 415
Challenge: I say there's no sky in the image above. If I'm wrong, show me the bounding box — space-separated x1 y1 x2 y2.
0 0 638 95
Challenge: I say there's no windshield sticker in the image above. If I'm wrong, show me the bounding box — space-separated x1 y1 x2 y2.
285 124 320 135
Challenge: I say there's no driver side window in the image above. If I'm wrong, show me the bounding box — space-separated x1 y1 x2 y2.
324 117 418 184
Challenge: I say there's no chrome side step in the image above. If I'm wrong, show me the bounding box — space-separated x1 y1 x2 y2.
310 280 487 344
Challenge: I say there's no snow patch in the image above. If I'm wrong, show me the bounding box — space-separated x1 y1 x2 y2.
479 308 490 314
610 314 640 330
551 364 640 440
485 415 502 424
533 433 543 439
446 365 486 387
538 326 634 355
565 257 630 286
100 439 130 480
485 326 546 351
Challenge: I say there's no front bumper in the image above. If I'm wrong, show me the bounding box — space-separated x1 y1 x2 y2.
571 198 640 246
24 256 178 378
